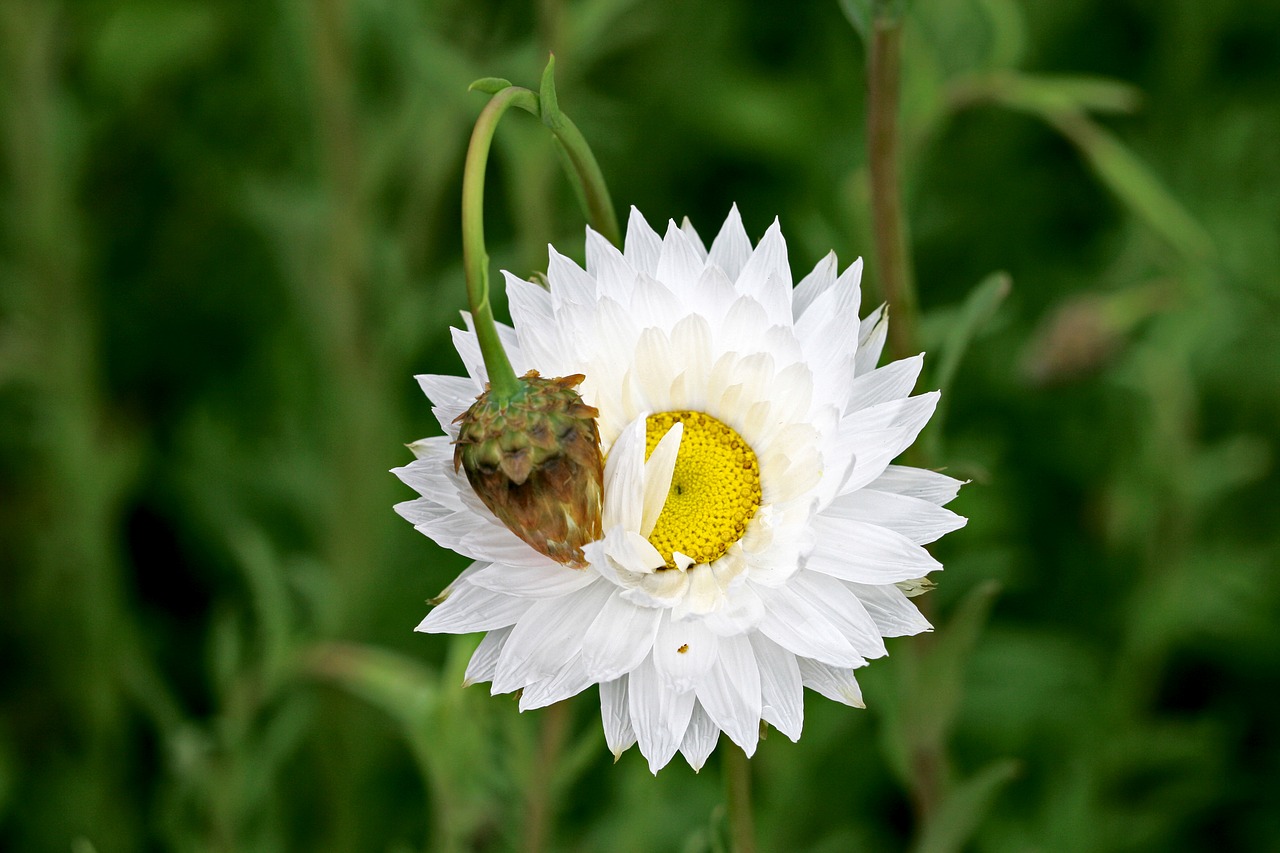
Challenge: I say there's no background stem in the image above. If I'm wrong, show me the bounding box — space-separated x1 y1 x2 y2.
868 11 919 362
724 741 757 853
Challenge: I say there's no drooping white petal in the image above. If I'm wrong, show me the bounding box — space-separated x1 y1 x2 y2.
679 702 720 772
789 570 887 659
628 655 697 774
416 583 531 633
798 658 866 707
463 626 511 686
468 560 599 598
581 590 662 682
749 633 804 741
694 633 762 755
492 581 613 693
600 677 637 758
754 583 866 668
652 614 719 692
520 654 595 710
845 582 933 637
415 373 481 409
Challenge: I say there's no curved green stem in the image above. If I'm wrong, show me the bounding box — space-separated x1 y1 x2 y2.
462 87 536 400
461 63 620 400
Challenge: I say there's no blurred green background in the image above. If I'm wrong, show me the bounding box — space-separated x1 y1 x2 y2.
3 0 1279 850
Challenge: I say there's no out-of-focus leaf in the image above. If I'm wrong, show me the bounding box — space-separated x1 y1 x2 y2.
838 0 873 40
913 758 1019 853
950 72 1141 115
922 272 1010 457
1053 115 1214 260
974 0 1027 68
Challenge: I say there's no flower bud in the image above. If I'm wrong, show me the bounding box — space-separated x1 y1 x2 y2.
454 371 603 567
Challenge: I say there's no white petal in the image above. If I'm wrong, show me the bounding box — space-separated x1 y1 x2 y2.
789 570 887 659
656 220 706 292
735 218 792 325
463 627 511 686
628 655 697 774
798 658 865 708
602 418 648 530
791 251 838 320
680 701 721 772
492 581 612 693
581 590 662 682
822 489 967 545
846 353 924 413
754 583 865 668
547 245 596 307
807 518 942 584
749 633 804 741
835 392 940 495
695 633 762 755
642 421 683 537
707 203 752 282
866 465 966 506
520 654 594 710
624 206 662 276
680 216 709 260
468 561 599 598
845 582 933 637
600 677 637 758
415 373 480 409
630 273 683 332
585 228 636 298
854 306 888 375
652 615 719 692
416 582 531 633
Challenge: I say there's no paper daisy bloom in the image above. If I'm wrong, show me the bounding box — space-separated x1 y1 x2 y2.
395 206 965 773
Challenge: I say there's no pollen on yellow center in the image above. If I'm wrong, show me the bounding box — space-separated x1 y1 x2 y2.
643 411 762 570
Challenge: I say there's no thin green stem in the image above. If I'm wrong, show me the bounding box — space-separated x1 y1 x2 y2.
462 70 620 400
724 741 757 853
462 87 536 399
867 11 918 363
522 700 572 853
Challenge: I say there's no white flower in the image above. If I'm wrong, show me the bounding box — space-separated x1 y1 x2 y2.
394 206 965 773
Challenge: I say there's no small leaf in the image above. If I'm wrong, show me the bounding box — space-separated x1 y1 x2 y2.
913 759 1020 853
837 0 873 39
468 76 513 94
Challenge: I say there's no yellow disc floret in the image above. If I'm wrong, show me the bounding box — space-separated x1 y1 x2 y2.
643 411 762 569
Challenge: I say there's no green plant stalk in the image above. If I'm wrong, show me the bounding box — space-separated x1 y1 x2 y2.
867 12 918 363
462 68 620 401
461 86 536 400
724 741 757 853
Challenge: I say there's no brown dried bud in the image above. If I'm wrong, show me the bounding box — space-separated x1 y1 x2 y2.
454 371 603 567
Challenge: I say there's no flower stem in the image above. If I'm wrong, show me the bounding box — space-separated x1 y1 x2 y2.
522 700 572 853
461 87 535 400
461 65 620 401
867 7 918 362
724 741 757 853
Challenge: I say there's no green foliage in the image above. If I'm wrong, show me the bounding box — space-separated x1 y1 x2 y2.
3 0 1279 851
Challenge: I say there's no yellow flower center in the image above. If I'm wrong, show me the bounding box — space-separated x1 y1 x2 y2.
643 411 762 569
